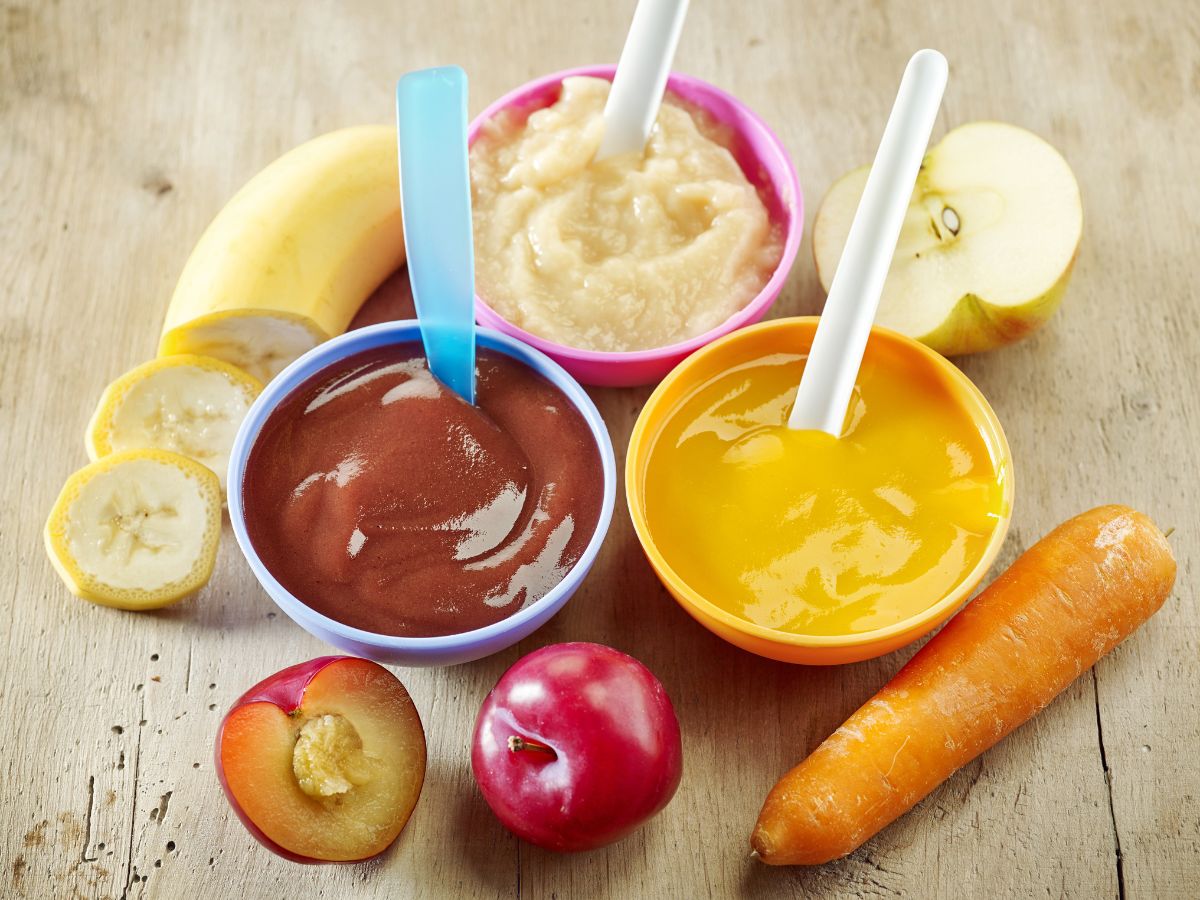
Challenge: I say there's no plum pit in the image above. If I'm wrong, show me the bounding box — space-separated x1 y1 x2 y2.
292 714 374 798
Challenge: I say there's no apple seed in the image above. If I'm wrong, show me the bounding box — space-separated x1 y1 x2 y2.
941 206 961 236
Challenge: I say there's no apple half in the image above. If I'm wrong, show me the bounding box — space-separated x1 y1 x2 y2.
216 656 426 863
813 121 1083 355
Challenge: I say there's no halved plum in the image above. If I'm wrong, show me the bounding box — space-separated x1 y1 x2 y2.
216 656 426 863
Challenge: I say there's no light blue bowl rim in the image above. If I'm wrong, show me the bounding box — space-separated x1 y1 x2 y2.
226 320 617 654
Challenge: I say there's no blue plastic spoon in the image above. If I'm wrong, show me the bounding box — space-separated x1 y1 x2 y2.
396 66 477 404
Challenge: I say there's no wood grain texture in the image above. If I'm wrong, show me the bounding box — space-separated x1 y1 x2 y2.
2 0 1197 897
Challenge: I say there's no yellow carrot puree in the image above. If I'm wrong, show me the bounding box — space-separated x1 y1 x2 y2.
643 342 1007 636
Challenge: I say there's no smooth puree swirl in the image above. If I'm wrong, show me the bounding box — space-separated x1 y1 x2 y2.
243 347 603 637
470 76 783 352
644 348 1007 636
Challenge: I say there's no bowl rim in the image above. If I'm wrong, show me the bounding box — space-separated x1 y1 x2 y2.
467 63 804 366
625 316 1016 650
227 320 617 654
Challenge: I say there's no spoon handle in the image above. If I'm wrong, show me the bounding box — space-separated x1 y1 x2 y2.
596 0 690 161
397 65 477 404
788 50 948 434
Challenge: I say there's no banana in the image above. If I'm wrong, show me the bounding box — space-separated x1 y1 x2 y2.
159 126 405 383
44 449 222 610
86 355 261 491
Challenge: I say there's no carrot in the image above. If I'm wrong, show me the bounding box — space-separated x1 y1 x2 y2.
751 505 1177 865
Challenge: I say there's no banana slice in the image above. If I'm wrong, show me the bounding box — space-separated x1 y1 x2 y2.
86 355 262 492
160 316 321 387
44 449 222 610
158 126 405 383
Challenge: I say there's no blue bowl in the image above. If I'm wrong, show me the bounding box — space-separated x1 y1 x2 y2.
227 321 616 667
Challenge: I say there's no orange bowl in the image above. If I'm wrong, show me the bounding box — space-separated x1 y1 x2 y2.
626 317 1014 665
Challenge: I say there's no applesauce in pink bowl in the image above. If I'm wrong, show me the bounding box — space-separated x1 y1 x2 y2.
467 65 803 387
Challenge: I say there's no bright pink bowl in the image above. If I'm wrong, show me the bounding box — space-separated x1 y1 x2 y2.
468 65 803 388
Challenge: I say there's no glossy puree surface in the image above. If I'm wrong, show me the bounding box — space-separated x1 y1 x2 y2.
643 344 1006 636
242 346 603 637
471 76 782 353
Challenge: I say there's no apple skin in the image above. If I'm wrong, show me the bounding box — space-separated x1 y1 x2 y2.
214 656 412 865
914 267 1075 355
472 642 683 852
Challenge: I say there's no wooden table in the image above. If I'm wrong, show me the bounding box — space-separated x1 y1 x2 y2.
3 1 1197 897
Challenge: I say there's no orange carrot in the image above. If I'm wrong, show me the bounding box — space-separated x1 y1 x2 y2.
751 505 1176 865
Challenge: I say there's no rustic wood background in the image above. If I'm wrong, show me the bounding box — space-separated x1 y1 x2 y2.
3 0 1197 897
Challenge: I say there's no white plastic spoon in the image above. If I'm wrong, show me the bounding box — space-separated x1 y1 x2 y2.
595 0 690 160
788 49 949 434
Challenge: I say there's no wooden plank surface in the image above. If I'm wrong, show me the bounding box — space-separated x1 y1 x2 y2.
3 1 1198 897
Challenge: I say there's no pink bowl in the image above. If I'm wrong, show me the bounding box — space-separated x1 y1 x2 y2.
468 65 803 387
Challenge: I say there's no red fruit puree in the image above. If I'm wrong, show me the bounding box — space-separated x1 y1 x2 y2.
242 346 603 637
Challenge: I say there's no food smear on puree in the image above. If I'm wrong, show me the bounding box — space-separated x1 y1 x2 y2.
643 345 1007 636
242 346 603 638
470 76 782 352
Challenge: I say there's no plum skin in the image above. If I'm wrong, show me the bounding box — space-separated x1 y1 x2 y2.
471 642 684 852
